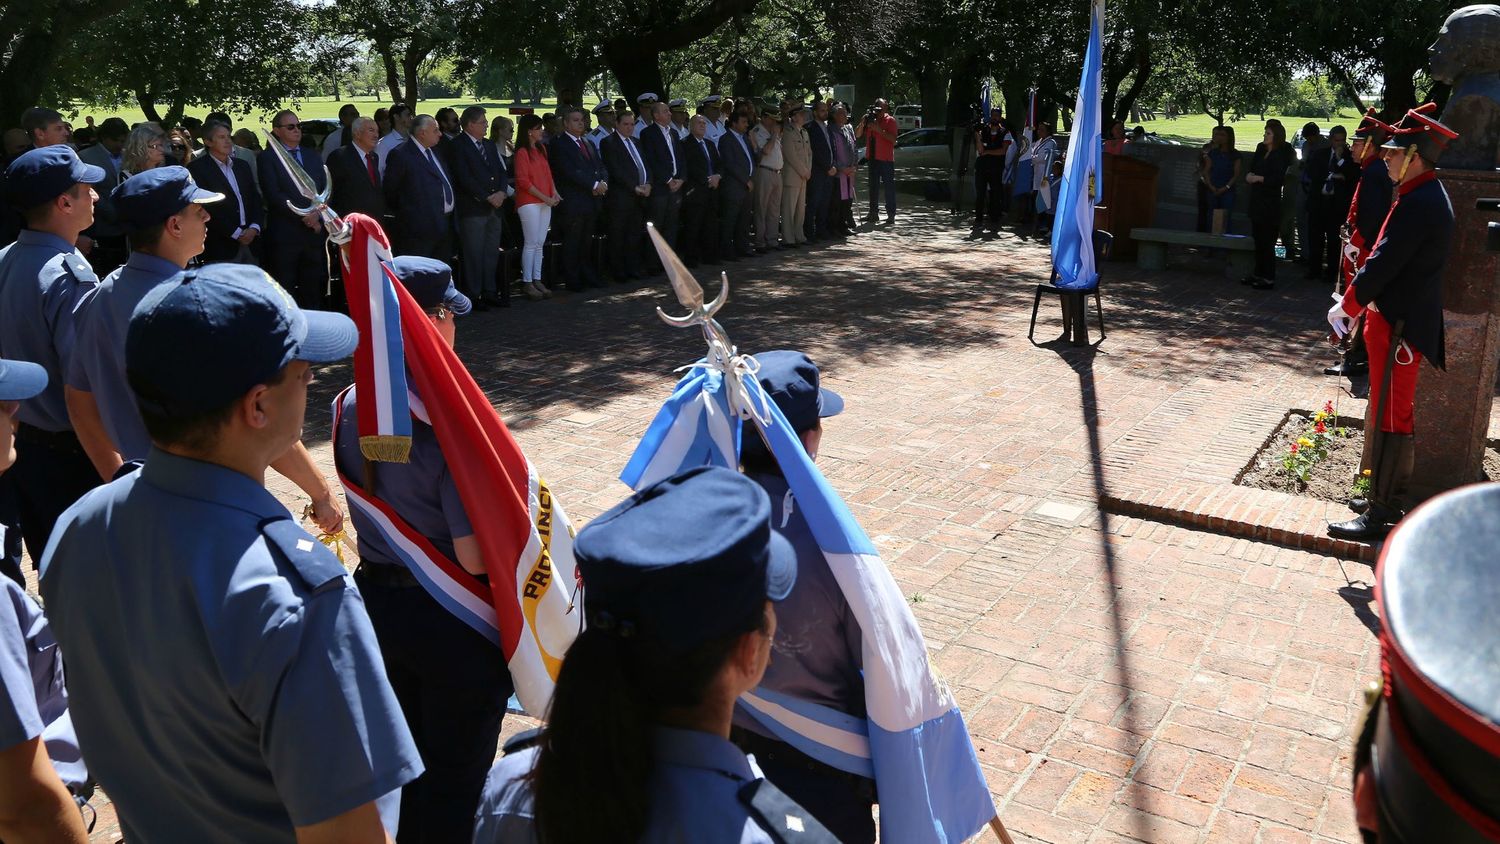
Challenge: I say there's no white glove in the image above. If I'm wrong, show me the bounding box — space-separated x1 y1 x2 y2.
1327 297 1353 339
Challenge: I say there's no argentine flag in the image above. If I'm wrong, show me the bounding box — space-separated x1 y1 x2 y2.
1050 0 1106 290
622 359 996 843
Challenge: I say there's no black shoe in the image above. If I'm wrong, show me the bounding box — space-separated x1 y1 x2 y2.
1324 362 1346 376
1348 497 1369 514
1328 506 1399 541
1344 361 1368 377
474 299 491 312
481 294 506 307
1250 277 1275 290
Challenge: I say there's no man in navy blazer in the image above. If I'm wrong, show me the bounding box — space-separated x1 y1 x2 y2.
717 111 756 259
327 116 388 221
804 101 836 242
639 101 685 253
679 115 723 268
448 106 510 308
383 114 457 262
190 120 264 265
548 107 608 291
257 109 329 308
600 110 651 281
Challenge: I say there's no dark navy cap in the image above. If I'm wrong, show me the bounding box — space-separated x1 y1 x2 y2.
754 350 843 433
3 145 105 210
575 466 796 652
390 256 471 316
111 167 223 232
126 264 358 416
0 360 47 401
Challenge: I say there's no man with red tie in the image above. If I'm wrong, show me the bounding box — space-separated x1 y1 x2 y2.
328 117 389 222
548 106 608 291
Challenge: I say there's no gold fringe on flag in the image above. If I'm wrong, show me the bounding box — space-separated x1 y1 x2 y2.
360 434 412 463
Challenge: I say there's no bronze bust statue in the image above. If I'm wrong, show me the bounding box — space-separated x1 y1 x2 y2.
1432 5 1500 169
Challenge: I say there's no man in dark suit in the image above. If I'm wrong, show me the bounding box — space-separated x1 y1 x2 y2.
258 109 329 308
384 114 456 262
639 101 685 253
327 117 388 221
189 120 264 264
548 106 608 291
679 115 722 268
804 100 836 242
717 111 756 259
449 106 509 309
600 110 651 281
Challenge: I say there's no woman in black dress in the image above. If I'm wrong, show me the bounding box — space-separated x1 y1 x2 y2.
1244 119 1294 289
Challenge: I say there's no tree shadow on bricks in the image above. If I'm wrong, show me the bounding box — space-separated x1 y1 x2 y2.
1041 339 1155 841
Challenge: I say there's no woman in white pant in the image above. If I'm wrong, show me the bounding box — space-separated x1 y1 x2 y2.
512 114 562 299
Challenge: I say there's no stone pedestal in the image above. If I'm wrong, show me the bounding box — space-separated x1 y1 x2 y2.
1403 169 1500 497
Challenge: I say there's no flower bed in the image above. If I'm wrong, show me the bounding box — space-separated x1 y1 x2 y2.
1238 402 1367 504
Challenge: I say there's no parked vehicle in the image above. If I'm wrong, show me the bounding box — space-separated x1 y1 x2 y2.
298 118 340 150
893 105 924 132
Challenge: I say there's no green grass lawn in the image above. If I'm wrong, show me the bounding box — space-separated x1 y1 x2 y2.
1132 109 1366 150
63 95 564 129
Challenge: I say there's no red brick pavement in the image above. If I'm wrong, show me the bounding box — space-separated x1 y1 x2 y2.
63 200 1413 841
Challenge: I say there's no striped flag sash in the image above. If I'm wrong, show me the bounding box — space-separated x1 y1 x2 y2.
621 363 996 843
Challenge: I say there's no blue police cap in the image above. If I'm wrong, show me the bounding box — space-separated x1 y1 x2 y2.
575 465 796 651
390 256 471 316
3 145 105 210
126 263 358 417
753 350 843 433
0 359 47 401
111 166 223 231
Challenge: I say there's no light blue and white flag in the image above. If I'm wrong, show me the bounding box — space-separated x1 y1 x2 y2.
1050 0 1106 290
622 360 996 844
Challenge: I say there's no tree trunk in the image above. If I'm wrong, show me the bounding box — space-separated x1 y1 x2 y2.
606 46 664 102
943 54 983 129
1110 40 1152 122
402 46 423 107
552 67 588 105
850 62 885 115
916 65 948 128
378 43 404 104
1381 54 1420 118
136 89 162 124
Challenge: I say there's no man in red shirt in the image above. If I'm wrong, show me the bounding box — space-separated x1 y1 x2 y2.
855 99 899 226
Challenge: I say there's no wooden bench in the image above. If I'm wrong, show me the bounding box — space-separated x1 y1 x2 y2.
1130 227 1255 279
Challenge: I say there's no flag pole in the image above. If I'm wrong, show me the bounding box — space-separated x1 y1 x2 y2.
989 814 1018 843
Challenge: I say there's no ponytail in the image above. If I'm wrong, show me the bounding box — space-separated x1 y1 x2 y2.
530 604 770 843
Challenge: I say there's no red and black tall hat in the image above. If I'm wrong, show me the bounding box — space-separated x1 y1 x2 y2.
1362 484 1500 842
1380 102 1460 165
1352 108 1396 148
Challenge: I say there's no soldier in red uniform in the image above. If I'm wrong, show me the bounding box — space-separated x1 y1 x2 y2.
1326 106 1458 541
1324 109 1396 380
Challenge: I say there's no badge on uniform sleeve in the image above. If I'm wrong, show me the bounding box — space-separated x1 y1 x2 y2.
260 518 348 593
737 778 839 843
63 253 100 286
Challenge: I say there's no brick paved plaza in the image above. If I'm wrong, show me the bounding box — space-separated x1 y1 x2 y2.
72 196 1481 842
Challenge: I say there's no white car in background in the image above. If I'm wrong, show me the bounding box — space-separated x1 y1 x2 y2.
893 105 924 131
858 127 952 171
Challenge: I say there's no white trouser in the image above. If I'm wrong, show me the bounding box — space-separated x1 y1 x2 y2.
518 202 552 282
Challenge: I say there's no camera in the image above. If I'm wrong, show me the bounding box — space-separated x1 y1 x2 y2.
863 108 878 124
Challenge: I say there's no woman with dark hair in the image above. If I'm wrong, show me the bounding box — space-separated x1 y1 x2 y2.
1103 119 1128 155
1201 125 1241 232
1243 119 1293 289
511 113 559 300
472 466 834 844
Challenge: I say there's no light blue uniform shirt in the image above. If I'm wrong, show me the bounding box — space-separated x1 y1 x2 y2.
0 230 98 431
66 251 182 459
39 449 423 841
473 726 780 843
0 575 87 790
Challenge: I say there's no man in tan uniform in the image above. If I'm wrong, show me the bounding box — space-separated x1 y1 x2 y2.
749 109 784 252
780 104 812 248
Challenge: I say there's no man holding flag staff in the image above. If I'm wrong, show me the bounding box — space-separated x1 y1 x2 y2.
333 255 513 842
1326 105 1457 541
1324 109 1395 381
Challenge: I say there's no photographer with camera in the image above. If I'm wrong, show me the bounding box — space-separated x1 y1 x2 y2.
855 99 899 226
972 107 1011 235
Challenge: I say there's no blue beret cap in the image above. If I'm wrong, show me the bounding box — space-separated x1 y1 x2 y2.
110 166 223 231
390 255 471 316
3 145 105 210
0 360 47 402
574 466 796 651
126 263 358 417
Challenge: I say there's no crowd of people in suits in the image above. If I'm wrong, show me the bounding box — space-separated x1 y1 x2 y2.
1 93 900 314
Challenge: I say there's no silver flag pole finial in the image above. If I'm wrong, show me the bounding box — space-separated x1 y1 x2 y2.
649 222 733 365
263 130 352 244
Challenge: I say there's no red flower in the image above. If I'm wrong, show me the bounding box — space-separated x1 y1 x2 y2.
1315 421 1326 434
1324 401 1335 415
1291 442 1300 454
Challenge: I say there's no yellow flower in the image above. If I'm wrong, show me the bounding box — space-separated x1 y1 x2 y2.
1297 437 1314 448
1362 469 1372 476
1314 411 1327 423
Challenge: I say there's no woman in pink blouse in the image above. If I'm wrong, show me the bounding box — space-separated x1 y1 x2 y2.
512 114 562 300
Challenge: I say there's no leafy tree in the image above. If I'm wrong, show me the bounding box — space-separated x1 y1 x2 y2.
329 0 461 108
56 0 310 126
1289 0 1454 116
0 0 130 125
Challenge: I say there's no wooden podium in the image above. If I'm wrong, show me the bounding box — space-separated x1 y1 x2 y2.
1094 154 1159 261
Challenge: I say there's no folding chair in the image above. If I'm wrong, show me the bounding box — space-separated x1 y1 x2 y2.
1029 230 1112 346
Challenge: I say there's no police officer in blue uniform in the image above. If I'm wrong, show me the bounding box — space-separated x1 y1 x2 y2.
0 358 90 843
473 465 836 844
0 146 106 565
729 350 876 843
333 256 512 843
66 166 223 476
65 167 348 532
39 263 423 842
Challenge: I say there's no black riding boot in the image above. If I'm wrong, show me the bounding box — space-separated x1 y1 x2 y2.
1330 435 1414 541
